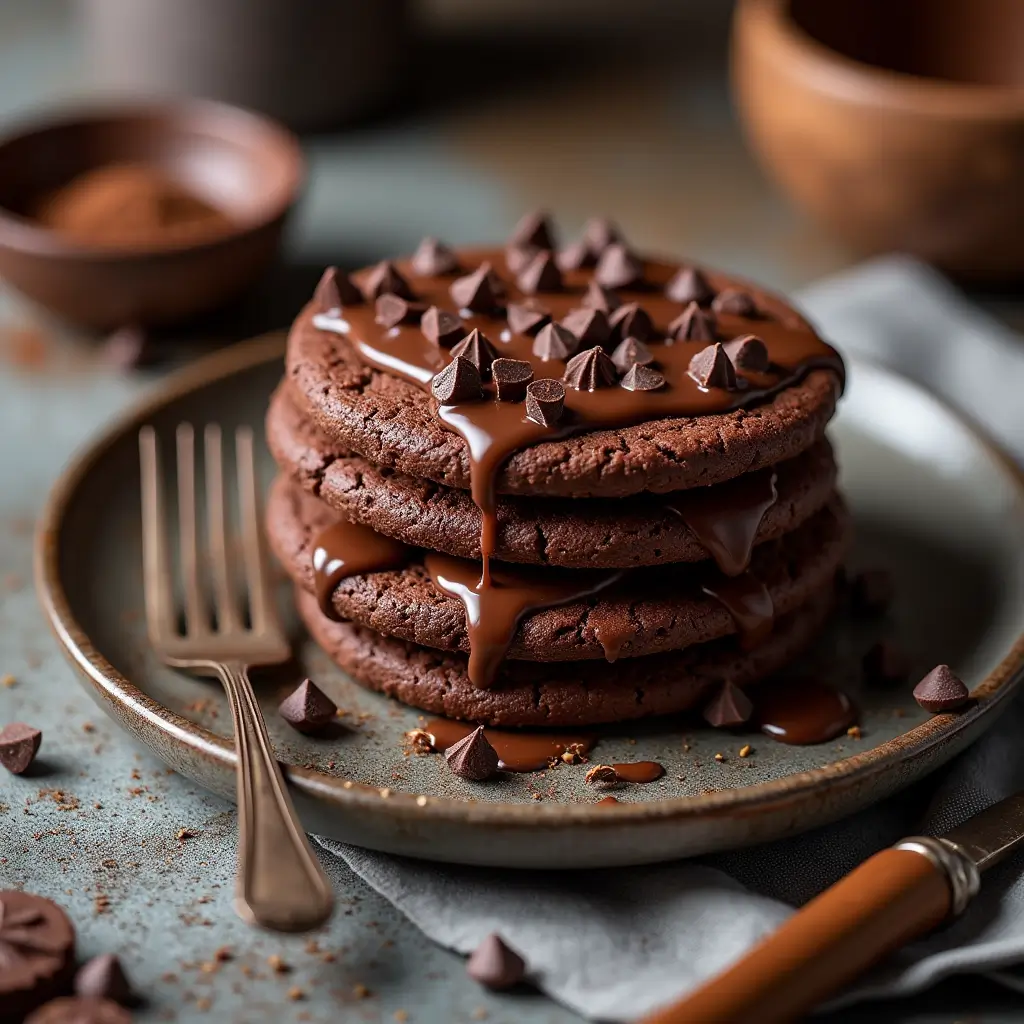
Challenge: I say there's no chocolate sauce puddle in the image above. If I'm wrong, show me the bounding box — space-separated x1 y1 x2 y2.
701 571 774 650
424 718 595 772
755 679 857 745
611 761 665 783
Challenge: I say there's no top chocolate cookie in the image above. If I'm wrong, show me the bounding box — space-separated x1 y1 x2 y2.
286 215 844 500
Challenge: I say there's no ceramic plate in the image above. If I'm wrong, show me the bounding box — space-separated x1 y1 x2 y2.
35 334 1024 868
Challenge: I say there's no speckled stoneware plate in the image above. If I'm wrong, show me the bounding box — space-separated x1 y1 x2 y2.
36 333 1024 868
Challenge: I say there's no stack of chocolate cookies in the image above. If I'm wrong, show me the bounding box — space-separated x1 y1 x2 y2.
266 214 848 728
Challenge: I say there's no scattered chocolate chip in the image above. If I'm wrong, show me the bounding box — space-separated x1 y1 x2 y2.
556 240 591 271
688 342 737 390
102 325 153 370
862 641 910 685
560 307 611 350
466 934 526 991
610 336 654 372
278 679 337 735
581 280 622 312
525 379 566 426
75 955 135 1006
619 363 665 391
585 764 621 785
506 302 551 336
594 244 644 290
374 294 426 328
667 302 716 343
420 306 465 348
26 997 130 1024
665 266 714 305
532 322 578 362
0 722 41 774
851 570 893 617
516 250 563 294
608 302 653 342
314 266 362 311
361 261 415 302
563 346 618 391
723 334 769 372
913 665 970 713
508 210 556 251
505 245 539 276
411 237 459 276
582 216 623 255
492 358 534 402
444 726 499 780
712 288 758 317
450 262 505 314
450 328 498 380
702 681 753 727
431 356 482 403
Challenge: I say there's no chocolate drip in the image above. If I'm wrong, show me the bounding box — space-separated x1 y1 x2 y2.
311 519 414 619
668 470 778 577
424 553 623 688
755 679 857 745
592 607 634 663
424 718 595 772
701 571 774 650
611 761 665 783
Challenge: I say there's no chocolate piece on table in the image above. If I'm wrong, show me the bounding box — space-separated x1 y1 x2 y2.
361 261 415 302
466 934 526 991
278 679 337 734
516 250 563 295
75 955 135 1006
411 236 459 276
581 280 622 312
102 325 153 371
525 379 566 426
608 302 653 342
555 240 591 271
420 306 465 348
563 346 618 391
610 336 654 372
507 210 555 251
492 358 534 402
862 641 910 685
450 328 498 380
449 262 504 314
431 356 482 403
314 266 362 311
913 665 970 713
713 287 758 317
703 681 754 727
619 363 665 392
505 245 539 276
594 244 644 290
688 343 737 390
26 997 131 1024
851 569 893 617
444 726 499 780
0 722 41 774
560 307 611 350
506 301 550 336
585 764 621 784
532 322 578 362
667 301 716 343
374 294 426 329
582 216 622 255
665 266 714 305
723 334 769 373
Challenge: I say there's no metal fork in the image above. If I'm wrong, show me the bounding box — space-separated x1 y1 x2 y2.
139 422 333 933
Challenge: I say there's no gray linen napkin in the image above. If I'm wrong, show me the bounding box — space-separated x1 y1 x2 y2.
317 257 1024 1020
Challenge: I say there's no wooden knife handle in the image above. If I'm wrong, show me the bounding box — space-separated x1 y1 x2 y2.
641 848 951 1024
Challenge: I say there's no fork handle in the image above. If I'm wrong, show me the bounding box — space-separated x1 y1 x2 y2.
215 662 334 932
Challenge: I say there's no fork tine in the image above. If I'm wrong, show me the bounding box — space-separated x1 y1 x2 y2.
235 426 276 634
204 424 239 632
176 423 207 636
139 427 177 642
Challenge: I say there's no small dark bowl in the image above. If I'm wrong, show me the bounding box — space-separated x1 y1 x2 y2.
0 100 304 330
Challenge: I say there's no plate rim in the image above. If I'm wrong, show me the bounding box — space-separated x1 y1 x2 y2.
33 332 1024 832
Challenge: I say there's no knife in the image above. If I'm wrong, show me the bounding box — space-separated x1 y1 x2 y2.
640 791 1024 1024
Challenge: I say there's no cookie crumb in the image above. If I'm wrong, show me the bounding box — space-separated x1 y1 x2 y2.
213 946 232 962
738 745 753 758
1 674 15 688
287 986 305 1001
585 764 619 785
714 753 725 763
846 725 862 739
353 983 372 999
176 828 196 841
394 1011 409 1022
405 728 434 754
267 955 289 974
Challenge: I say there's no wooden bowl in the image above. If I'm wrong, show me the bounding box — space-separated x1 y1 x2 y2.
732 0 1024 280
0 101 304 330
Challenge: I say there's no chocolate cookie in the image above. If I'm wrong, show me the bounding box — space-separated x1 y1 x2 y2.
267 382 839 569
294 585 836 727
267 476 850 664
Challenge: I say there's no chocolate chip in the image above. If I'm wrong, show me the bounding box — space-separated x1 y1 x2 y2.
444 726 499 780
450 262 505 314
582 216 623 255
506 301 551 336
374 294 426 328
76 955 136 1006
712 288 758 317
532 322 578 361
450 328 498 380
563 346 618 391
665 266 714 305
723 334 769 372
507 210 556 251
610 336 654 372
525 379 566 426
619 363 665 391
581 281 622 312
851 570 893 617
913 665 970 713
608 302 653 342
505 245 539 275
516 250 562 295
466 934 526 991
556 240 591 271
411 237 459 276
492 358 534 402
361 261 415 302
102 325 154 370
702 681 753 727
560 307 611 349
0 722 41 774
314 265 362 311
862 641 910 685
667 302 716 343
432 356 483 403
420 306 465 348
688 343 737 390
594 244 644 290
278 679 337 735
